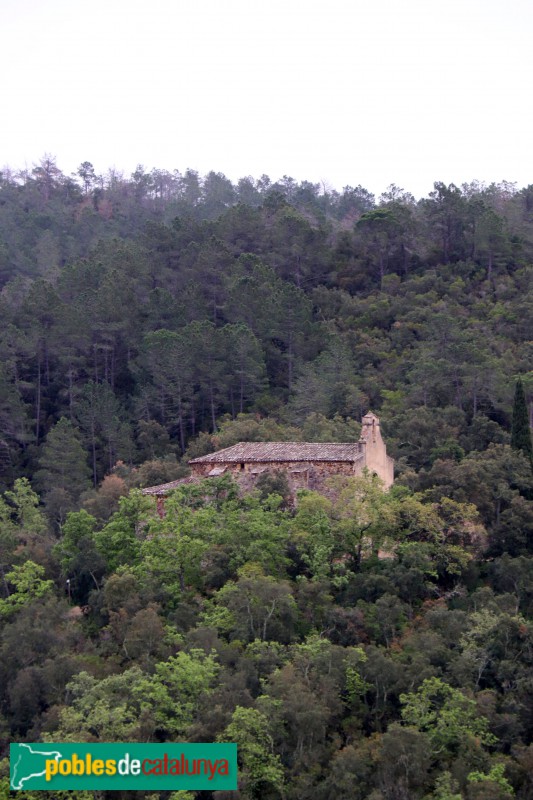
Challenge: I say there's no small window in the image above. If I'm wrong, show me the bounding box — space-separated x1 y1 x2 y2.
240 462 245 471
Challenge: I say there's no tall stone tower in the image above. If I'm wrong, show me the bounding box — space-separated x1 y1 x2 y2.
359 412 394 488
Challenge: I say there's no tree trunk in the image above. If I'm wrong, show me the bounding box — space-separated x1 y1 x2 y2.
91 419 97 487
35 355 42 444
178 395 185 453
68 368 74 420
210 384 216 431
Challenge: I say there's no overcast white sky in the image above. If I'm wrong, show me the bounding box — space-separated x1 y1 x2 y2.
1 0 532 198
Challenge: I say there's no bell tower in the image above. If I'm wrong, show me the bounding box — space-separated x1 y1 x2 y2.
359 412 394 488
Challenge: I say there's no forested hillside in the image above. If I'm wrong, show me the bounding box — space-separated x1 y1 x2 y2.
0 158 532 799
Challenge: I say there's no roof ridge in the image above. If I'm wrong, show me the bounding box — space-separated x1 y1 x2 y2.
189 440 363 464
231 440 358 445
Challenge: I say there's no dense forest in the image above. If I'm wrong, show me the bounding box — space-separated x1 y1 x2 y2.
0 157 532 799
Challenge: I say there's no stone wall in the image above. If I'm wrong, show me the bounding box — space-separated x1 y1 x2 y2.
189 415 394 492
190 460 373 501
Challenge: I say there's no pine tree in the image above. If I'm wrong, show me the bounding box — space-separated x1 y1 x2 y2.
511 378 533 467
37 417 91 496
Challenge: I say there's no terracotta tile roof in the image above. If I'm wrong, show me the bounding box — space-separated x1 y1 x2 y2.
189 442 364 464
141 476 197 495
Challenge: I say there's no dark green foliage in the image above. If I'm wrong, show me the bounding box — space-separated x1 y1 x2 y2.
255 470 291 505
0 166 530 485
36 417 91 527
0 472 532 796
511 378 533 467
0 165 533 797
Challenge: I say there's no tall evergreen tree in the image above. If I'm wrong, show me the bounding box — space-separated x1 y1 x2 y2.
511 378 533 467
36 417 92 526
36 417 91 499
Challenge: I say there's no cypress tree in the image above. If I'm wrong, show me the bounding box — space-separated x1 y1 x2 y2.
511 378 533 467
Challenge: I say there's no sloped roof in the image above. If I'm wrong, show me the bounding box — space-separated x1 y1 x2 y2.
189 442 364 464
142 476 197 495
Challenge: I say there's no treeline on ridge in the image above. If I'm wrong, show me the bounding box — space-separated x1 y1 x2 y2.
0 158 531 512
0 157 532 798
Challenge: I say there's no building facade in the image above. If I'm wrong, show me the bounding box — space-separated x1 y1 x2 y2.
143 413 393 513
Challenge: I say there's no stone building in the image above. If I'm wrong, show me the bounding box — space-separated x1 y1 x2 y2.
143 413 393 514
